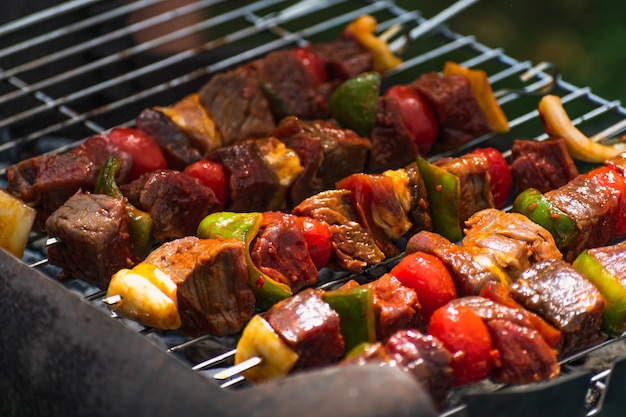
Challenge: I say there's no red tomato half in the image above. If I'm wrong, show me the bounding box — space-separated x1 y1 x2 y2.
389 251 457 320
428 304 495 386
587 165 626 236
295 216 332 269
106 127 167 181
471 147 512 208
293 47 328 85
384 85 439 154
183 160 229 212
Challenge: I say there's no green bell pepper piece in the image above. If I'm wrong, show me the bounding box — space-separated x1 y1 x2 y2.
416 156 462 242
329 71 381 137
197 211 292 309
322 286 376 354
512 188 577 249
573 250 626 336
95 156 153 256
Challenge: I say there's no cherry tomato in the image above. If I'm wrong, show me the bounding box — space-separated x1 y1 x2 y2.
292 47 328 85
183 160 229 212
294 216 332 269
587 165 626 237
384 85 439 154
471 147 512 208
428 304 495 385
389 251 457 320
106 127 167 181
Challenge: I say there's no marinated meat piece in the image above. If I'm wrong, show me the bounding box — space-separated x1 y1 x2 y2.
365 274 423 339
252 50 328 120
45 192 138 289
337 173 411 257
292 189 385 272
145 236 255 338
510 259 605 356
6 135 130 231
264 288 345 370
343 329 454 409
368 96 420 173
510 138 579 193
404 162 433 234
209 139 279 212
435 153 495 226
463 209 562 282
271 117 324 205
155 93 222 157
135 108 203 170
487 319 560 384
451 296 560 384
313 119 371 189
198 65 275 145
310 37 372 80
120 169 219 242
255 137 303 210
406 230 501 295
271 117 371 202
479 282 563 351
411 72 491 152
546 175 618 261
251 211 318 293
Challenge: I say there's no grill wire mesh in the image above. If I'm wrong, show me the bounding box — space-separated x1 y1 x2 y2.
2 1 626 416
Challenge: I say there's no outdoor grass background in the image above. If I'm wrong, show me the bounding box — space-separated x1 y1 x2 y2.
412 0 626 103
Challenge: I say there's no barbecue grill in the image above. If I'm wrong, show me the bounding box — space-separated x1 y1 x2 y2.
2 1 626 416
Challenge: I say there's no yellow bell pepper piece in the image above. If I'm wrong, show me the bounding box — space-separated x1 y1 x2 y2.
443 61 510 133
346 15 402 74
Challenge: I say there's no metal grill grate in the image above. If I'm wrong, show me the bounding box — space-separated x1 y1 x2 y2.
2 1 626 416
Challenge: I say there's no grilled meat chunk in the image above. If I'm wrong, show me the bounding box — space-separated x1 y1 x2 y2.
293 189 385 272
404 162 433 234
145 236 255 338
463 209 562 282
451 296 560 384
434 153 495 227
310 37 372 80
252 50 328 120
411 72 491 152
406 230 501 295
209 139 279 212
45 192 139 289
510 138 579 193
6 135 130 231
337 173 412 257
510 259 606 356
120 169 219 242
264 288 345 370
312 119 371 189
343 329 454 409
365 274 423 339
272 117 371 204
135 107 203 170
251 211 318 293
368 96 420 172
198 65 275 145
545 174 618 261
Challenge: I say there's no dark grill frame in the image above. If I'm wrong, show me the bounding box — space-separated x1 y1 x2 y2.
2 1 626 416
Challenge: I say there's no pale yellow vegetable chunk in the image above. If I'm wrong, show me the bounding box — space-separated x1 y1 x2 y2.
106 266 181 330
0 189 36 258
235 315 299 383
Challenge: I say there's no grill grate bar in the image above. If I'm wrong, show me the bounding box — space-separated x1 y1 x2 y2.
0 0 103 35
0 0 225 84
0 0 166 60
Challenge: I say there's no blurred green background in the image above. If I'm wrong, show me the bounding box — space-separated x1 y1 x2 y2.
414 0 626 103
